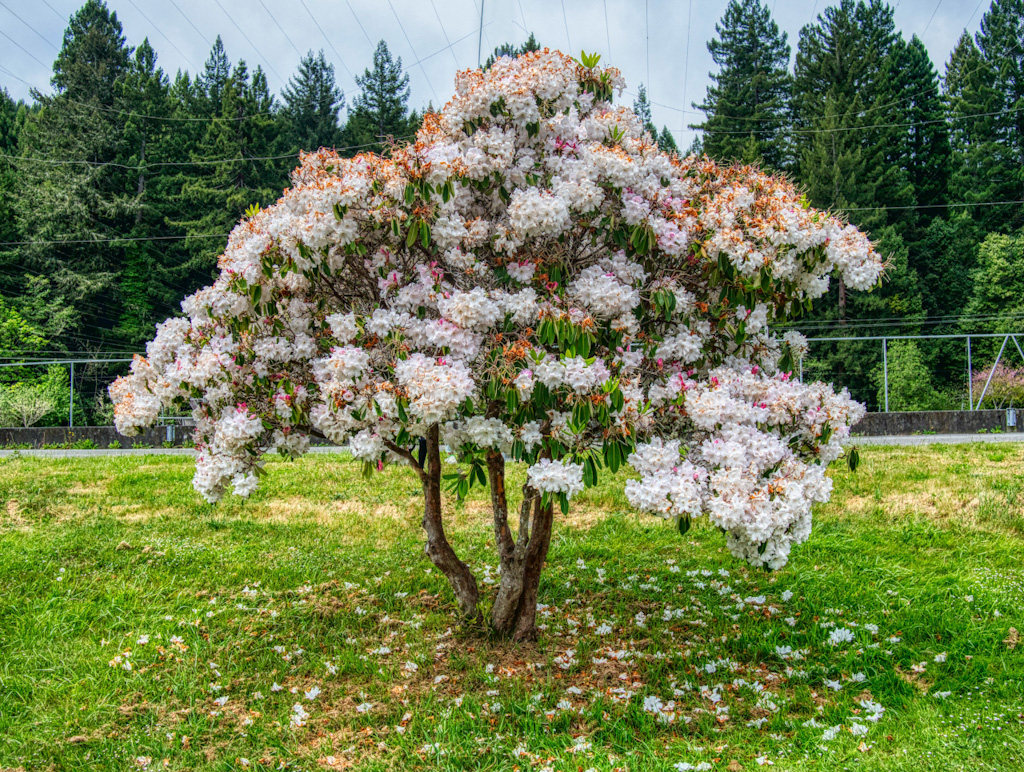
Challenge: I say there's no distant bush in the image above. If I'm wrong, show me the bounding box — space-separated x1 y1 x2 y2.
0 383 55 427
971 364 1024 408
871 340 950 411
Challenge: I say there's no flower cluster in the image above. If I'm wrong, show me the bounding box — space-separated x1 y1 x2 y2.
527 459 585 500
110 49 882 568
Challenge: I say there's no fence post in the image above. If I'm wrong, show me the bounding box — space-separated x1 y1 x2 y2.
967 336 973 410
882 338 889 413
69 361 74 428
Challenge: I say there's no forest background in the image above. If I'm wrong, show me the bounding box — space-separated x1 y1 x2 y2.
3 0 1024 425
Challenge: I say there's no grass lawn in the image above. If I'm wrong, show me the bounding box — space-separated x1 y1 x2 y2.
1 443 1022 772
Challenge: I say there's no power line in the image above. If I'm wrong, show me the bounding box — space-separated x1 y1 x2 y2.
429 0 461 70
1 151 298 170
210 0 286 88
560 0 572 53
168 0 212 50
38 0 65 23
840 199 1024 213
255 0 302 59
603 0 612 58
921 0 945 37
345 0 374 47
0 133 418 170
645 0 650 99
0 27 50 70
387 0 441 106
0 1 59 52
126 0 201 73
0 233 228 247
667 104 1024 135
297 0 357 86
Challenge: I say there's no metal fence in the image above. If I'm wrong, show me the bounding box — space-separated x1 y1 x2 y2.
2 331 1022 428
800 332 1024 412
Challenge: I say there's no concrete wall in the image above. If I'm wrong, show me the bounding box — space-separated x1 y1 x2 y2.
0 425 188 448
1 409 1019 447
852 409 1020 436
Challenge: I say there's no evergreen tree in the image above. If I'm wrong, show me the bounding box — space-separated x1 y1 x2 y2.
692 0 791 169
341 41 412 155
898 36 950 215
963 0 1024 232
200 35 232 118
633 84 679 152
633 83 657 137
483 33 541 69
282 50 345 153
13 0 135 350
658 126 679 154
114 39 182 346
945 32 1004 232
0 89 23 256
175 58 289 280
793 1 914 234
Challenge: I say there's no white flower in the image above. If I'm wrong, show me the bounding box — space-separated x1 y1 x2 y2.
527 458 585 500
828 627 855 646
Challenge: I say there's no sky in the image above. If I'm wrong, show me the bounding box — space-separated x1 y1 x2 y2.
0 0 990 149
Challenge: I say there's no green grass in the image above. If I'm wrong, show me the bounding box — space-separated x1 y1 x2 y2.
1 444 1022 771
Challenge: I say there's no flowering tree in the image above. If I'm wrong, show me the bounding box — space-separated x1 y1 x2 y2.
111 51 883 641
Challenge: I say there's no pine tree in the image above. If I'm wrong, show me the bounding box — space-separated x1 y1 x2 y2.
898 36 950 215
200 35 232 118
483 33 541 69
658 126 679 154
792 1 924 397
633 84 678 152
341 41 412 155
0 89 23 252
945 32 1003 232
114 39 183 346
966 0 1024 232
13 0 135 349
691 0 791 169
633 83 657 137
175 58 289 280
282 50 345 153
793 0 912 235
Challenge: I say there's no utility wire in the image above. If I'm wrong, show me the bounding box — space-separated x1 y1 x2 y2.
38 0 65 22
346 0 374 47
126 0 201 72
0 1 59 51
255 0 302 59
297 0 357 85
210 0 286 88
387 0 441 106
560 0 572 53
0 27 50 70
168 0 212 49
429 0 461 69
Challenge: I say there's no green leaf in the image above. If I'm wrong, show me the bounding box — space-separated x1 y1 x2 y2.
677 516 691 536
847 445 860 472
559 494 570 515
406 220 420 248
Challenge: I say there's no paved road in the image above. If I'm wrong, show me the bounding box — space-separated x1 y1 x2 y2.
0 446 351 459
850 433 1024 446
2 434 1022 459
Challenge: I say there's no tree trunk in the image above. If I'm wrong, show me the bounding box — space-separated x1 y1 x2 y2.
420 425 480 621
488 451 554 641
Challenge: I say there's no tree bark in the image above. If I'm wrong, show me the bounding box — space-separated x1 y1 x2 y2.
488 452 554 641
420 425 480 621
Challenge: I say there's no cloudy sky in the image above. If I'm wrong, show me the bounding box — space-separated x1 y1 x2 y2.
0 0 988 148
